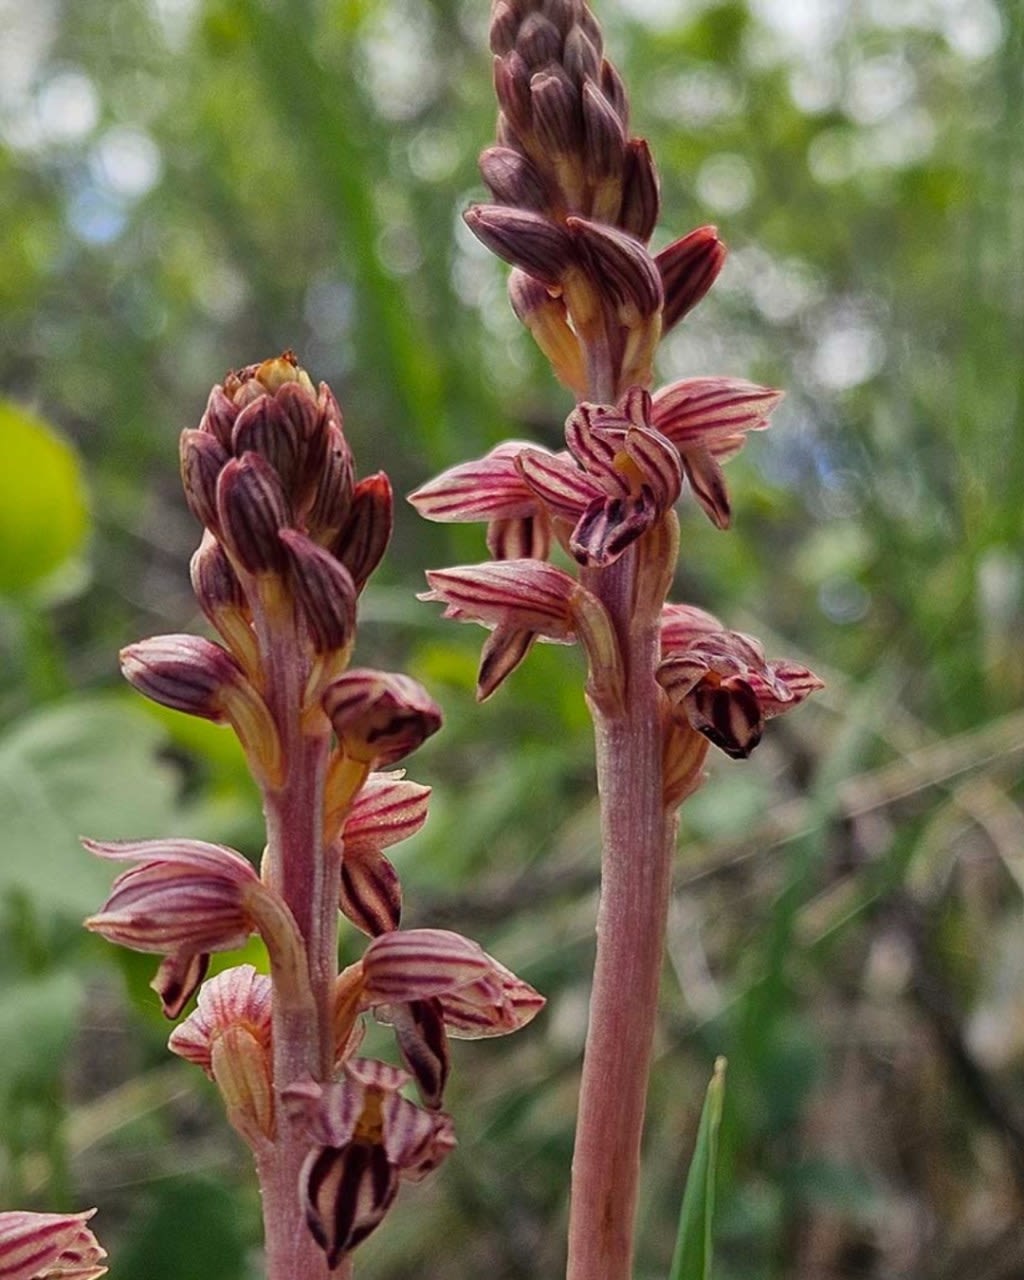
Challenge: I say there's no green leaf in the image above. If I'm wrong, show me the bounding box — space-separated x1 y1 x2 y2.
669 1057 727 1280
0 398 89 599
0 970 83 1104
0 696 187 918
108 1176 250 1280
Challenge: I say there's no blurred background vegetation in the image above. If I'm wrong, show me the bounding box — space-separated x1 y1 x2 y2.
1 0 1023 1276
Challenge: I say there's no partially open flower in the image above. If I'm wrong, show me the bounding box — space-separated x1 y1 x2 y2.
336 772 431 937
657 606 824 759
84 837 263 956
361 928 545 1040
516 387 682 567
422 561 582 642
169 964 274 1145
0 1209 107 1280
283 1059 456 1266
421 560 622 702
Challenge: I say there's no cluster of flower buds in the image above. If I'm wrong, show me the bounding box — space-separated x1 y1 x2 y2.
467 0 726 399
84 353 543 1266
0 1210 107 1280
411 0 822 800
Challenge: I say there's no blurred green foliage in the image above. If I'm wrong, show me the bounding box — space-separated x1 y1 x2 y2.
1 0 1023 1277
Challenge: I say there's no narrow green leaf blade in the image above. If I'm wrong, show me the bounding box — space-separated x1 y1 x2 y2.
669 1056 727 1280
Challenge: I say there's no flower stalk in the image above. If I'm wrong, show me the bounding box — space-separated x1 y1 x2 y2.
86 353 543 1279
411 3 824 1276
571 543 674 1279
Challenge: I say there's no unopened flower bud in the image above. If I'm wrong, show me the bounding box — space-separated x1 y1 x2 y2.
120 633 243 719
230 392 310 512
619 138 660 242
216 453 293 577
531 68 583 160
180 429 229 532
198 382 241 449
479 146 549 211
568 217 663 320
490 1 519 56
120 634 283 785
563 24 602 85
279 529 357 656
323 670 442 767
516 12 562 67
582 79 626 185
599 57 629 122
306 421 356 546
655 225 727 332
189 534 260 676
493 51 534 135
463 204 573 288
334 472 393 592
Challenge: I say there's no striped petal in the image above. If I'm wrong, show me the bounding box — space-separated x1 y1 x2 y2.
168 963 272 1076
342 772 431 855
340 845 403 937
655 225 727 332
516 448 603 520
660 603 723 653
409 443 540 523
84 838 260 956
657 620 823 758
0 1210 107 1280
652 378 782 453
569 491 658 567
422 561 581 641
361 929 493 1004
477 625 537 700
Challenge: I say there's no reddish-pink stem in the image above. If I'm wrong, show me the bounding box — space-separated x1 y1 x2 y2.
256 601 342 1280
565 322 676 1278
567 546 674 1280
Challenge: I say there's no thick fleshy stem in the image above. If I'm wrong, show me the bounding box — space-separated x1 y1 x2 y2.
567 534 674 1280
253 591 340 1280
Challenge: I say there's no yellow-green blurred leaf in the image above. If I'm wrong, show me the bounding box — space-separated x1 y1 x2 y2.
0 399 90 599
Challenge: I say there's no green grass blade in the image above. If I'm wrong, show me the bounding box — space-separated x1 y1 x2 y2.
669 1057 727 1280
